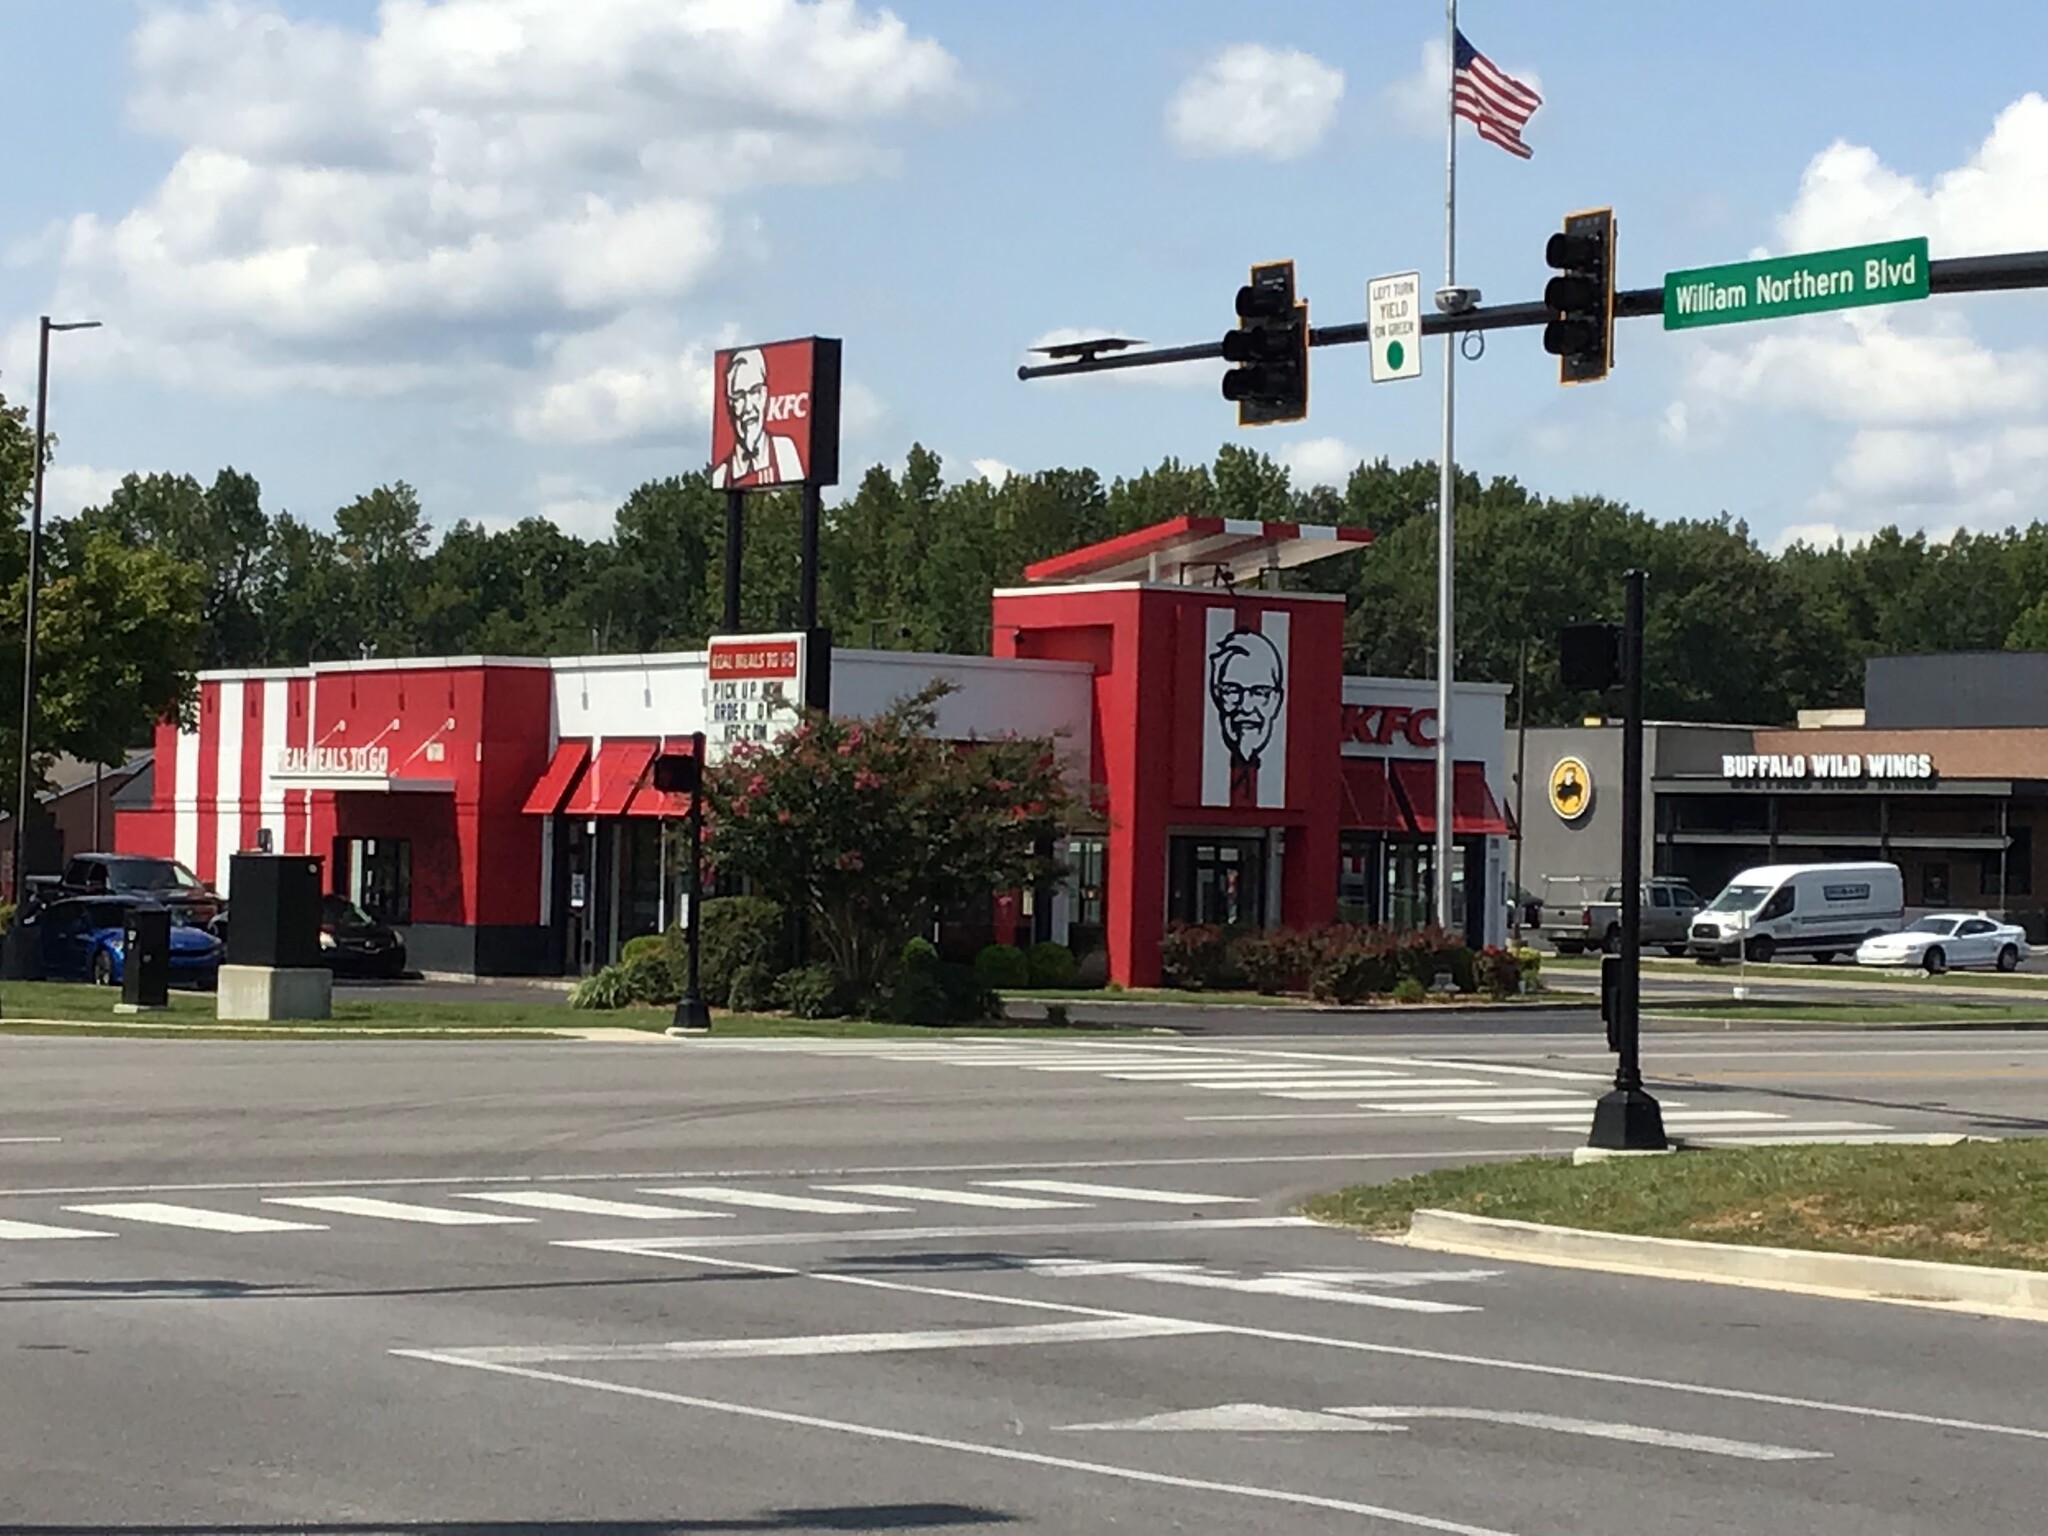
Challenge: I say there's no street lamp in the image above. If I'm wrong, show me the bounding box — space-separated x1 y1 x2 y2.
12 316 103 901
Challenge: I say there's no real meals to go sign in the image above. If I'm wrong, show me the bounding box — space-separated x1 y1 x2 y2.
703 633 806 763
274 745 390 778
1664 236 1928 331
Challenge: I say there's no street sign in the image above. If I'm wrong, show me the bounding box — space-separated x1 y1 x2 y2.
1663 236 1929 330
1367 271 1423 382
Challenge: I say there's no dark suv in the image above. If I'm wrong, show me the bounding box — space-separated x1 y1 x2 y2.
58 852 219 926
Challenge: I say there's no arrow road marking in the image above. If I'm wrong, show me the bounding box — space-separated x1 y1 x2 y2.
1331 1406 1829 1461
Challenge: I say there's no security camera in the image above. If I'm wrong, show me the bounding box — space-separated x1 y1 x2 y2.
1434 285 1482 314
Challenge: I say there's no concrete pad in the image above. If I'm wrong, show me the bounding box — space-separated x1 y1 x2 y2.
216 964 333 1021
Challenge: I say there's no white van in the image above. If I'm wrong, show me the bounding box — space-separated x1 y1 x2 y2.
1687 862 1904 964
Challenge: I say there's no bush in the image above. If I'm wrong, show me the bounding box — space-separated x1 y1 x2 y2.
1391 976 1427 1004
1512 945 1543 986
621 950 679 1004
775 963 849 1020
1026 941 1079 989
1233 928 1323 995
974 942 1032 991
675 896 788 1004
1310 943 1396 1004
1043 1002 1071 1029
1474 945 1522 1000
569 965 635 1011
726 961 778 1013
1393 926 1476 994
902 936 940 970
0 901 15 933
880 938 999 1024
1159 923 1237 990
620 933 667 966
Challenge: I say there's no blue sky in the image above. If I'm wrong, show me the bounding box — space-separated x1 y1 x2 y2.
2 0 2045 549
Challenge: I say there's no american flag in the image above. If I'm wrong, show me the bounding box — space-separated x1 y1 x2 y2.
1453 28 1542 159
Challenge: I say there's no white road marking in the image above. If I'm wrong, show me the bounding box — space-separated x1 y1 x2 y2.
643 1187 910 1215
817 1183 1085 1210
396 1354 1526 1536
1212 1078 1500 1092
1367 1098 1598 1114
617 1243 2048 1446
1642 1111 1791 1125
452 1191 735 1221
1299 1084 1579 1099
435 1316 1223 1365
0 1217 112 1240
559 1217 1314 1254
1013 1260 1479 1314
1685 1131 1958 1147
1331 1406 1829 1461
1268 1269 1502 1289
978 1179 1255 1206
1064 1403 1402 1433
267 1196 534 1225
0 1136 61 1144
66 1202 325 1233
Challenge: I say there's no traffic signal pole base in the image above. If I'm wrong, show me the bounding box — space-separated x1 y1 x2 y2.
1588 1087 1668 1152
666 993 712 1034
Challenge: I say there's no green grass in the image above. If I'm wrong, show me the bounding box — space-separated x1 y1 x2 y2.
1303 1140 2048 1271
1656 1000 2048 1025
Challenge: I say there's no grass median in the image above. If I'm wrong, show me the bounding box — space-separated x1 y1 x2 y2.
1549 952 2048 994
1654 1000 2048 1025
1305 1140 2048 1271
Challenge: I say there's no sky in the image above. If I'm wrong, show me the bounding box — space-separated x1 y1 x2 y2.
2 0 2045 553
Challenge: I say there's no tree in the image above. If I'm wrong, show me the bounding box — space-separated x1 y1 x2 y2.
334 482 433 656
704 683 1076 1000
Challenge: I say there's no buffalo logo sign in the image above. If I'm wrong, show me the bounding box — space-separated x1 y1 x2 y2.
1201 609 1289 809
1548 756 1593 821
709 337 842 491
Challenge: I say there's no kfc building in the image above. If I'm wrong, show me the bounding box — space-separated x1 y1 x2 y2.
117 518 1513 985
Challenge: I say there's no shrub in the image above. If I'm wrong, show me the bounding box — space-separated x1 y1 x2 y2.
726 961 778 1013
878 966 952 1025
902 935 940 970
1310 943 1396 1004
1232 928 1321 995
1043 1002 1071 1029
974 942 1032 991
0 901 15 932
1474 945 1522 1000
1512 945 1543 987
620 950 679 1004
1159 923 1236 990
877 939 999 1024
1393 926 1476 993
1026 941 1080 990
673 896 788 1004
569 965 634 1011
775 964 849 1020
620 933 667 966
1391 976 1427 1004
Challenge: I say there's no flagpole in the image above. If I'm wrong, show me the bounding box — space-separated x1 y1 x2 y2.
1434 0 1458 933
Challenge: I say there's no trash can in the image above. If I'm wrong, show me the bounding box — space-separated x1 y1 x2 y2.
123 905 172 1011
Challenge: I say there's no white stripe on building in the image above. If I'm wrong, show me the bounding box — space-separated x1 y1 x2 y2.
214 678 244 894
172 712 201 873
259 677 288 852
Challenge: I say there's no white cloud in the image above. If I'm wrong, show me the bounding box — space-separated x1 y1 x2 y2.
1772 522 1874 554
1277 436 1362 489
972 458 1016 486
1665 96 2048 534
530 472 617 539
42 463 125 519
39 0 962 400
1166 44 1343 161
514 312 721 447
1381 37 1541 141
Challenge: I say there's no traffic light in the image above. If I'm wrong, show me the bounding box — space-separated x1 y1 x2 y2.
1222 260 1308 426
1543 207 1615 385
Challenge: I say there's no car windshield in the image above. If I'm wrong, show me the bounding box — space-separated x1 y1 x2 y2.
104 857 202 891
322 895 375 927
1706 884 1771 913
1905 917 1960 935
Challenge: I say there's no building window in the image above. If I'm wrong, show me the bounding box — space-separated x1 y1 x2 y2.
1982 826 2033 899
1920 861 1950 907
1068 836 1107 930
338 837 412 926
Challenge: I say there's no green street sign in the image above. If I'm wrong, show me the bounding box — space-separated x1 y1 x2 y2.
1663 236 1929 330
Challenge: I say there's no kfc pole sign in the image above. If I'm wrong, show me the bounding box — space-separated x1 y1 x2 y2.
709 336 841 491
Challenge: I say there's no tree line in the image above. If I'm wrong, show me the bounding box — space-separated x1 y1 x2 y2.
5 380 2046 783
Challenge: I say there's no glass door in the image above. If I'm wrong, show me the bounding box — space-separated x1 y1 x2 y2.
1168 836 1268 928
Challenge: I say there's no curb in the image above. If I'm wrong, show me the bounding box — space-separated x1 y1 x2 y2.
1400 1208 2048 1321
1640 1012 2048 1032
1001 997 1591 1018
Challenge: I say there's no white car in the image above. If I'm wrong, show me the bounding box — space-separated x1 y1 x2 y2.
1855 913 2030 974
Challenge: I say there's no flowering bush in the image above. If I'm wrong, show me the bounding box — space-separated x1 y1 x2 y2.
1474 945 1523 999
705 681 1076 1006
1158 923 1238 990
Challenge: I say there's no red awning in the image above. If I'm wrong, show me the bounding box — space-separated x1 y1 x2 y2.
623 738 700 819
1388 759 1510 836
520 741 589 816
562 740 656 818
1339 758 1412 832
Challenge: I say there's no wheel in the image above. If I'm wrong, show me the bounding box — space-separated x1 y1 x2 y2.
1663 945 1690 958
90 948 115 987
1998 944 2020 973
1602 926 1622 954
1812 951 1836 965
1745 935 1776 964
1553 940 1583 956
1924 946 1947 975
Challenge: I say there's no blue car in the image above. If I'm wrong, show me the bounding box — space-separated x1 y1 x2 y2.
27 895 224 988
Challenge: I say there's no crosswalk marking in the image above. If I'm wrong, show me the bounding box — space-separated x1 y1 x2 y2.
0 1217 112 1241
66 1202 326 1234
1384 1098 1598 1115
1286 1084 1575 1099
820 1183 1085 1210
980 1179 1256 1206
643 1186 911 1215
1652 1111 1799 1125
267 1196 534 1226
1189 1077 1493 1091
452 1192 735 1221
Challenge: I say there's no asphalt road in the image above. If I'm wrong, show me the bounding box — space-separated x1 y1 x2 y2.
3 1025 2045 1534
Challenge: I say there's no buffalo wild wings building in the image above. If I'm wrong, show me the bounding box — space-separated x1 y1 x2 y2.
119 518 1512 984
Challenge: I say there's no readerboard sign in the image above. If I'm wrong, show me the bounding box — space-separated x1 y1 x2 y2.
703 633 808 762
709 337 841 491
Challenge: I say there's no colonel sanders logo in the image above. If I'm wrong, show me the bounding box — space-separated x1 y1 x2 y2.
1200 616 1290 809
711 347 807 490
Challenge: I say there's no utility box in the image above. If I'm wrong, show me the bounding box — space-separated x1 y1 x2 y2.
226 853 322 969
121 905 172 1011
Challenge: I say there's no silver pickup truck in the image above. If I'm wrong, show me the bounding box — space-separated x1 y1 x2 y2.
1541 877 1704 956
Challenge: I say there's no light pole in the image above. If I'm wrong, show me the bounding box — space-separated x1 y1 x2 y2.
12 316 102 900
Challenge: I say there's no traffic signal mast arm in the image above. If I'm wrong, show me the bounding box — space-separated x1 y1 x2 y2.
1015 247 2048 382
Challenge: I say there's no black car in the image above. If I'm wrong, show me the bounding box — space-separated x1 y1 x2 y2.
207 893 408 978
59 852 219 927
